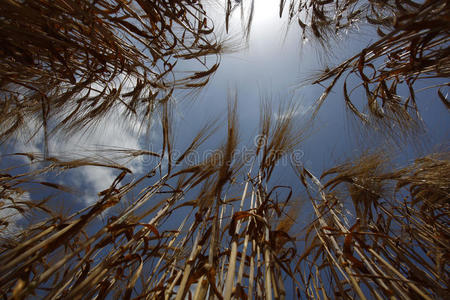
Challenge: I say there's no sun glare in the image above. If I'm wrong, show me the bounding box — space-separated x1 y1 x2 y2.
254 0 279 20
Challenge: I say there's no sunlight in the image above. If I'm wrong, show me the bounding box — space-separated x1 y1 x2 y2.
247 0 281 29
253 0 278 20
222 0 283 32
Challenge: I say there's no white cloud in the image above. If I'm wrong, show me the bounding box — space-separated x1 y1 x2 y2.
7 98 159 205
77 166 117 196
0 191 30 237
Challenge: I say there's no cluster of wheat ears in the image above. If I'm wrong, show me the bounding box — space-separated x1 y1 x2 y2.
0 0 448 299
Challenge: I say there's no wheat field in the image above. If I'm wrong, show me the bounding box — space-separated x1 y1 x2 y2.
0 1 448 299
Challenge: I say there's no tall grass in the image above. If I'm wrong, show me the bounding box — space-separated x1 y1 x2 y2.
286 0 449 138
0 0 224 143
0 0 448 299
